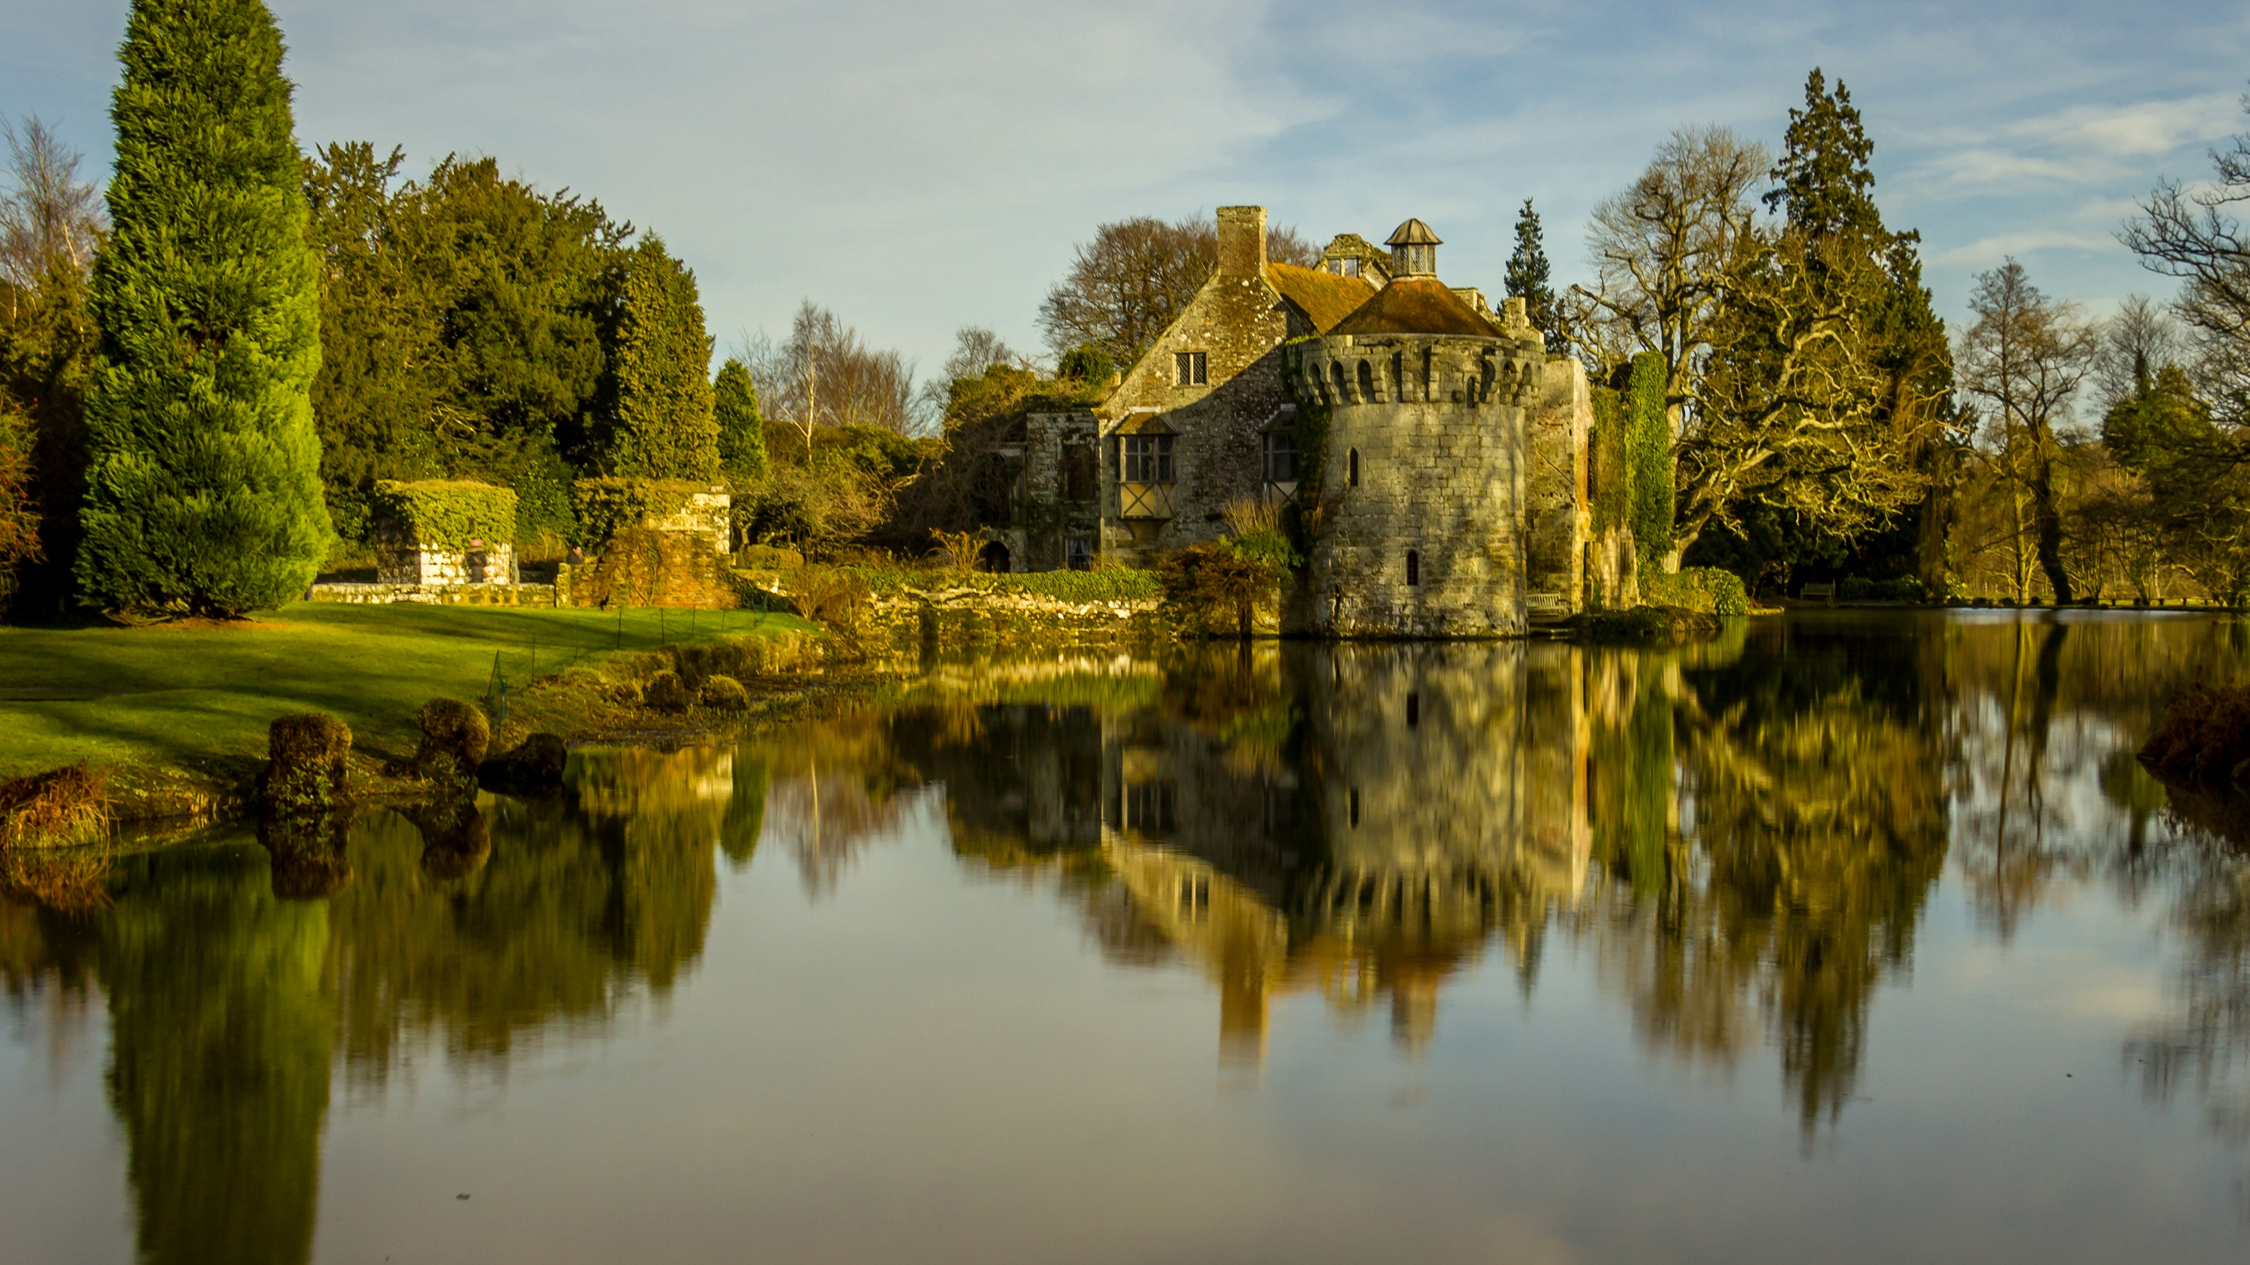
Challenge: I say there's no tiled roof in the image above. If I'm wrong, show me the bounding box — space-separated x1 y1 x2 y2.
1265 262 1377 333
1330 277 1504 338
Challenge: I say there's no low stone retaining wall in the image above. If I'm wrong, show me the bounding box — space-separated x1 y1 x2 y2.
307 582 561 607
856 586 1168 653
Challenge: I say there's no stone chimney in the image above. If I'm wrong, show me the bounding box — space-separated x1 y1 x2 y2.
1216 206 1267 278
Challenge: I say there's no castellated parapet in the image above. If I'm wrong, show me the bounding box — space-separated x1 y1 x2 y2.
1290 323 1570 637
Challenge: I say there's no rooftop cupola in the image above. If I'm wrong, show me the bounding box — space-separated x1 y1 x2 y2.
1386 218 1441 278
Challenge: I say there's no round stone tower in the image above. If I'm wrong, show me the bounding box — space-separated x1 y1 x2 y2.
1288 219 1551 638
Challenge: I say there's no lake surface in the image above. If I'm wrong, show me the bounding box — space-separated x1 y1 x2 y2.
6 611 2250 1264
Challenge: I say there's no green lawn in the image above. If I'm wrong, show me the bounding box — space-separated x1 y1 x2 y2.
0 602 811 780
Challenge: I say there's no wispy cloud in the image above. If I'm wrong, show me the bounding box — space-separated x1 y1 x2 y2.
7 0 2250 367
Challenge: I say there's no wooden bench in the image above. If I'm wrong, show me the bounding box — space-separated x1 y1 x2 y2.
1800 582 1836 602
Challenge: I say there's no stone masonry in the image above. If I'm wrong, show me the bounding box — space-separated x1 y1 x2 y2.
1095 206 1374 567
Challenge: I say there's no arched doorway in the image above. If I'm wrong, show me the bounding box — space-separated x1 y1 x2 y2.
978 541 1012 573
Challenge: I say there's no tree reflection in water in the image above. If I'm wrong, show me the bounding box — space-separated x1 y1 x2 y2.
3 612 2250 1259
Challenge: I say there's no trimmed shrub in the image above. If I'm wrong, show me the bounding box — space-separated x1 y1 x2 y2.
1643 566 1750 615
265 712 351 815
414 698 490 786
372 480 519 552
643 669 691 714
700 675 749 711
78 0 332 618
572 477 705 549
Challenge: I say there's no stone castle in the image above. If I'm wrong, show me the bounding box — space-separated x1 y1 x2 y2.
1001 205 1611 637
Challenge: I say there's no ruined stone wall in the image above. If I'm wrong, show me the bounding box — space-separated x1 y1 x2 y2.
1526 355 1591 620
1293 332 1534 637
645 489 733 556
1097 207 1305 567
1004 412 1101 572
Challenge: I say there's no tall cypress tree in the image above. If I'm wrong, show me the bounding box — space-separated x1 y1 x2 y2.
1503 198 1561 354
712 357 766 481
609 234 718 481
79 0 330 617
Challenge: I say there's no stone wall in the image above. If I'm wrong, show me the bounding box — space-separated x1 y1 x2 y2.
645 488 732 556
308 581 558 606
374 540 515 587
855 586 1167 656
1292 332 1537 637
1001 411 1102 572
571 529 738 609
1526 352 1592 621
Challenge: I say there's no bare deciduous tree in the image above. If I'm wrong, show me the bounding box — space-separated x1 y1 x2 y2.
740 301 919 445
1568 126 1769 387
1957 260 2099 603
1037 212 1317 369
2092 295 2187 414
0 115 105 318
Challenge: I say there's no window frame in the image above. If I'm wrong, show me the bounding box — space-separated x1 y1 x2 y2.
1174 350 1207 386
1261 432 1298 485
1123 434 1175 484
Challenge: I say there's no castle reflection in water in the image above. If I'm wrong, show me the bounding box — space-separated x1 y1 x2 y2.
878 642 1606 1062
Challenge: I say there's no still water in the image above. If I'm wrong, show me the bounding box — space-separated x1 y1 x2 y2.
5 611 2250 1264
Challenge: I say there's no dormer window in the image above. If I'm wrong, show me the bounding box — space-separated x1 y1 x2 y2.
1174 351 1207 386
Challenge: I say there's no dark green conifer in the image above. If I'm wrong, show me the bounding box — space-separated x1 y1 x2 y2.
610 234 718 481
78 0 330 617
1503 198 1561 354
713 357 766 481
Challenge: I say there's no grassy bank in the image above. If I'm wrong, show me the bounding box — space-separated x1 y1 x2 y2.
0 604 814 807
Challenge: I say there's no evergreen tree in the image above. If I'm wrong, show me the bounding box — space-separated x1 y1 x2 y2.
304 141 440 542
79 0 330 617
1503 198 1561 354
712 356 766 481
609 234 718 481
1766 69 1879 240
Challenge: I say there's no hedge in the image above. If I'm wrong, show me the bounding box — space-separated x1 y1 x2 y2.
371 480 518 553
573 477 706 549
1643 566 1749 615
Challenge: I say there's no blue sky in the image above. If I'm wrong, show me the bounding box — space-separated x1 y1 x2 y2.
6 0 2247 380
